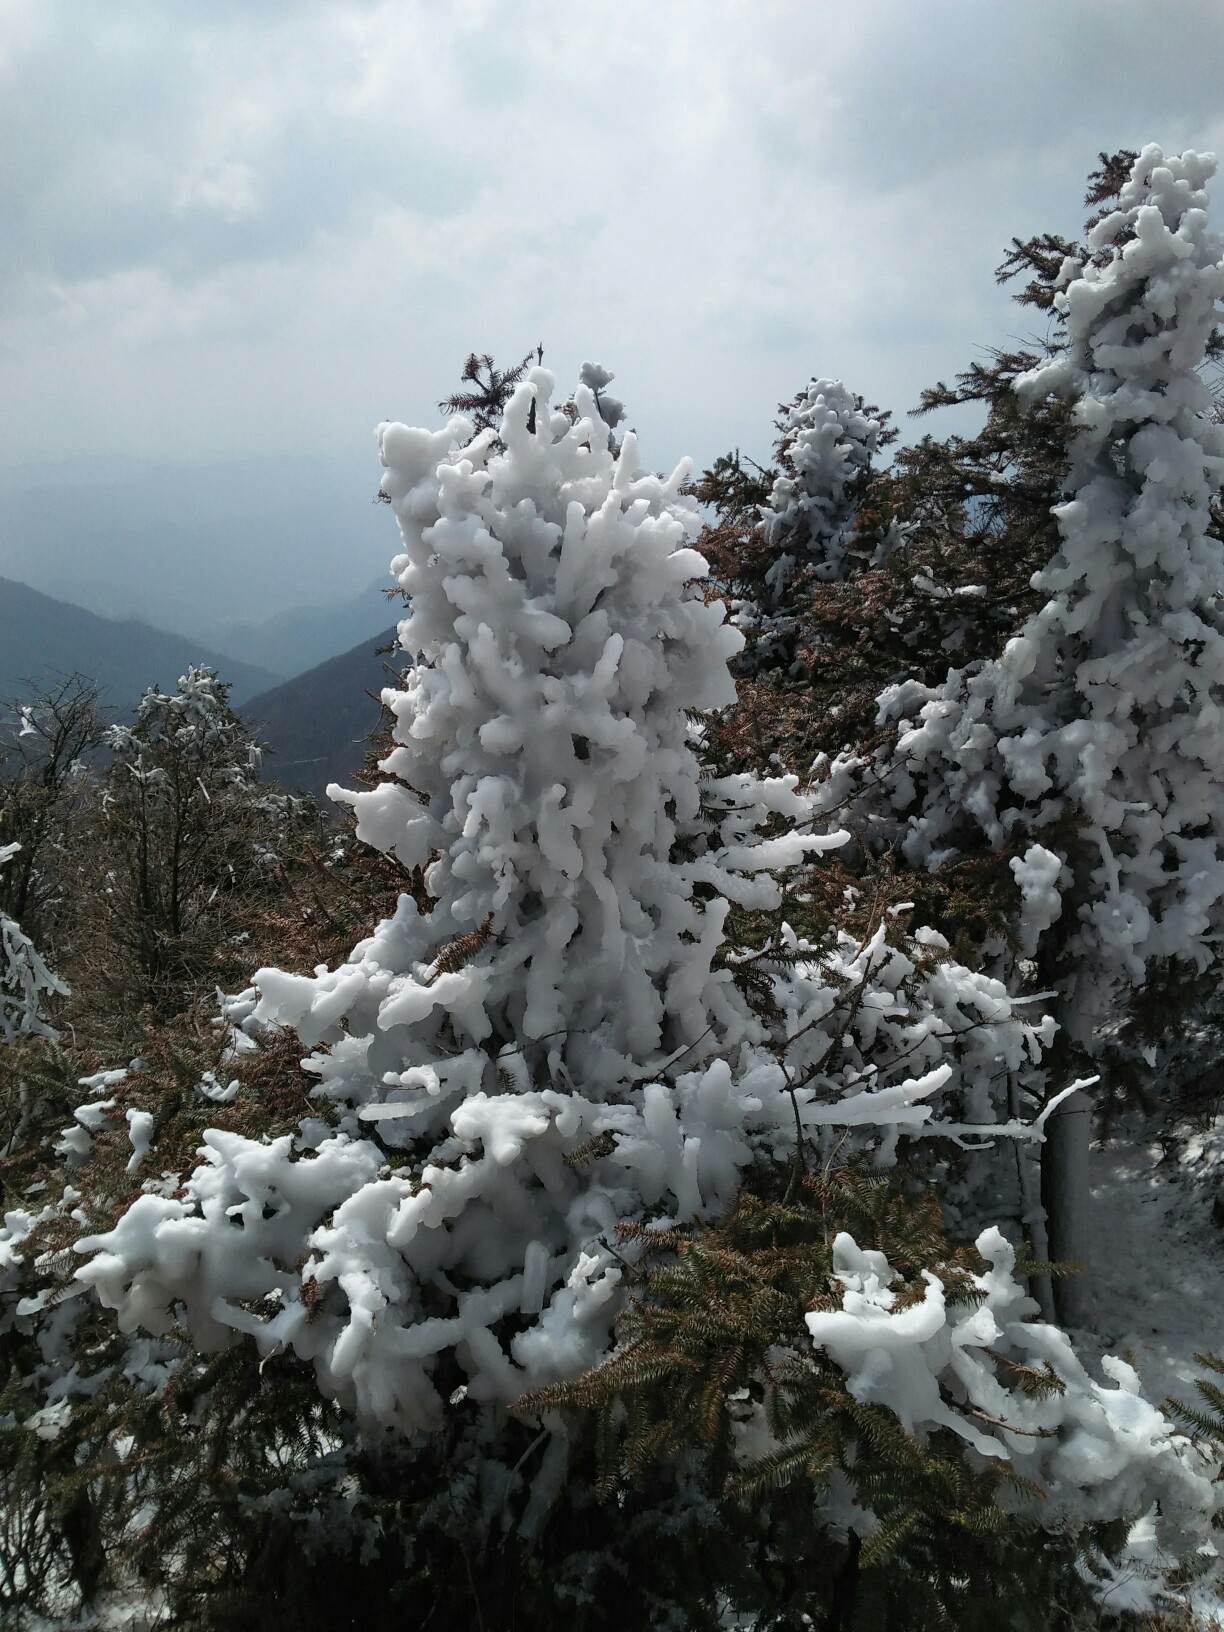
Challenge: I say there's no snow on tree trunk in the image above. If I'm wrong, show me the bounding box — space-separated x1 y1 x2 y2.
0 843 66 1045
818 146 1224 1326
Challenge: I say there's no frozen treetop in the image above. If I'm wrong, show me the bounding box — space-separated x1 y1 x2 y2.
823 146 1224 1033
0 843 67 1045
105 665 262 781
763 378 884 596
283 365 830 1090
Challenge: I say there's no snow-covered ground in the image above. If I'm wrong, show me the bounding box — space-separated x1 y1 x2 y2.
1081 1119 1224 1626
1090 1119 1224 1412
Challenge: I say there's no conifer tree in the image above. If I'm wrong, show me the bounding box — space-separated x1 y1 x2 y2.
0 845 65 1046
90 666 288 1015
697 380 898 775
730 377 896 663
65 367 866 1432
54 377 1027 1428
821 146 1224 1325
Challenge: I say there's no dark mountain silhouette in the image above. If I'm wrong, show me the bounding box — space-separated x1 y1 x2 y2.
0 575 282 708
243 629 407 803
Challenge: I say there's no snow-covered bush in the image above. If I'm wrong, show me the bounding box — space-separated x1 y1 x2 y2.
0 844 65 1046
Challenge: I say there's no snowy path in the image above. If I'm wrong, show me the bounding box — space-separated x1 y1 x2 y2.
1088 1121 1224 1410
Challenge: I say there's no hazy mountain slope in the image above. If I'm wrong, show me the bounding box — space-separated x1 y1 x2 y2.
0 576 282 707
243 628 404 802
197 579 395 680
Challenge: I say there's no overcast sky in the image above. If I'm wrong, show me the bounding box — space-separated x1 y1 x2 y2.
3 0 1224 575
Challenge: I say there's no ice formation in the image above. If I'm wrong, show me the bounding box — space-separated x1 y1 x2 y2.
820 146 1224 1039
0 842 67 1045
762 377 887 598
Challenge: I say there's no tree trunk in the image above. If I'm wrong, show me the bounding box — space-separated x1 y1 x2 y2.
1040 1091 1093 1328
1008 1074 1055 1320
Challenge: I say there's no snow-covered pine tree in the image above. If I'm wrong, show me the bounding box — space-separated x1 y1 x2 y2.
0 844 65 1046
64 368 1052 1432
760 378 891 593
92 666 286 1015
70 368 841 1435
696 379 904 788
701 378 895 679
821 145 1224 1325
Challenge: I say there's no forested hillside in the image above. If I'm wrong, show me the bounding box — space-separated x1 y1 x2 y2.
4 145 1224 1632
242 628 401 801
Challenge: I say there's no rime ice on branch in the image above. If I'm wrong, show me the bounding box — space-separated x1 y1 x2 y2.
0 843 66 1045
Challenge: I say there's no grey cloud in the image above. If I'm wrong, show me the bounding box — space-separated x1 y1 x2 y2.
0 2 483 306
2 0 1224 618
818 1 1224 190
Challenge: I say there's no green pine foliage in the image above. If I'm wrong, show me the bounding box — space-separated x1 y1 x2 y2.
1164 1353 1224 1449
519 1162 1127 1632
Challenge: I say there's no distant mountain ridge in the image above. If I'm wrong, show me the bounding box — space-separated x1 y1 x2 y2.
0 452 393 638
242 628 405 802
0 575 281 708
193 579 395 681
